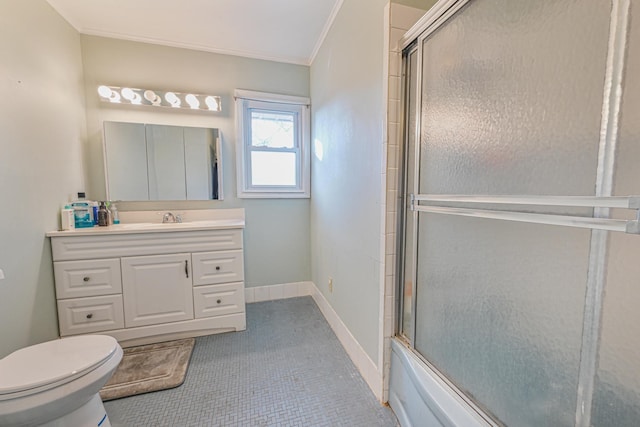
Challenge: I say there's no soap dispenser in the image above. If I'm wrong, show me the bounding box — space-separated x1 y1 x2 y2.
110 202 120 224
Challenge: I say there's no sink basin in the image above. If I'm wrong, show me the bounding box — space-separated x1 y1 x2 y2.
117 219 244 231
120 223 156 229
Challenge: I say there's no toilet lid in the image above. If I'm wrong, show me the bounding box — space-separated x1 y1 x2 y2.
0 335 118 395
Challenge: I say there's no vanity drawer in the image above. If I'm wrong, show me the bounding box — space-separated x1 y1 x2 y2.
57 295 124 336
192 250 244 286
54 258 122 299
193 282 245 319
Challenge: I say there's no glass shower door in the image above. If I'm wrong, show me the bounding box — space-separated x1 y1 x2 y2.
397 0 640 425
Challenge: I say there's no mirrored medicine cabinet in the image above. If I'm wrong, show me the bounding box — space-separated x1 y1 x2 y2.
103 121 223 201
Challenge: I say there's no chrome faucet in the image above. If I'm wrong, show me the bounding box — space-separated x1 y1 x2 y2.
162 212 175 223
162 212 182 223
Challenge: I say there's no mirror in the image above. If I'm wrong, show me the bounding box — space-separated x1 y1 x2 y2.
103 121 222 201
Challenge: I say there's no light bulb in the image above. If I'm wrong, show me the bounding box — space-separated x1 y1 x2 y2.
121 87 142 104
205 96 219 111
144 90 159 104
97 85 112 98
109 91 121 103
122 88 141 104
121 87 135 101
185 94 200 109
165 91 180 107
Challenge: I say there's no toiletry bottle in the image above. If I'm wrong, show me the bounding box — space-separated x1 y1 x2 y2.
60 205 75 231
98 202 109 226
71 192 94 228
110 202 120 224
91 201 99 226
105 201 113 225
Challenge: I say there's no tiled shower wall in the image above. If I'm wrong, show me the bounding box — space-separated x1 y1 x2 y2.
381 3 427 401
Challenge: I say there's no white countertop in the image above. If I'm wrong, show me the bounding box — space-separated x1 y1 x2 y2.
46 209 245 237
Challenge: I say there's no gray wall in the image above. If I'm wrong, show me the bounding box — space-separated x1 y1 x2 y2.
0 1 87 357
80 36 311 289
310 0 388 362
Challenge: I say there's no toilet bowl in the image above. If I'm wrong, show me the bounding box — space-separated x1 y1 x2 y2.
0 335 123 427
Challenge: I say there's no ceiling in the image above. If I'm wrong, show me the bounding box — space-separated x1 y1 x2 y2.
45 0 342 65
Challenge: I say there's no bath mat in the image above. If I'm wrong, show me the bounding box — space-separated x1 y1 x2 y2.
100 338 195 401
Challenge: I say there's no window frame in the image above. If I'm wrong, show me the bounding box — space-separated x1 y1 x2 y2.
235 89 310 198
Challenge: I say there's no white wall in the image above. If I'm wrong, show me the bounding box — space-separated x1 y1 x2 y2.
0 1 87 357
310 0 388 363
80 35 311 288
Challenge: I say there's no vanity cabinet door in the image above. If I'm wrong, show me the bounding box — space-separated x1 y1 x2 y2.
121 253 194 328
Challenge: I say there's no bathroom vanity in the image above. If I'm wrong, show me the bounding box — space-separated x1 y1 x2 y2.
46 209 246 346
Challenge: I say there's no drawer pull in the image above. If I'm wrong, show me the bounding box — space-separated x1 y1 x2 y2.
215 266 221 271
217 299 222 304
83 276 90 282
86 313 93 319
185 260 189 278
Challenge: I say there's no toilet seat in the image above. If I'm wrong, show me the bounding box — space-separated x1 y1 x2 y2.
0 335 118 398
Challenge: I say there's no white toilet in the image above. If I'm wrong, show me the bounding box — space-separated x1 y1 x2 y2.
0 335 123 427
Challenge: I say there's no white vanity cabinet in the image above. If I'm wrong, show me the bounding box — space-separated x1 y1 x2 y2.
48 224 246 346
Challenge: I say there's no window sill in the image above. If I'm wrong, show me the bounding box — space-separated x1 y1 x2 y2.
237 191 310 199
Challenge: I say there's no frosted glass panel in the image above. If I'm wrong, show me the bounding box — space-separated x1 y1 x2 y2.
419 0 611 197
593 235 640 426
591 9 640 425
415 215 591 426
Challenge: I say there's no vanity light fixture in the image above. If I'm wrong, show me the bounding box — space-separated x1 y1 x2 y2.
97 85 222 112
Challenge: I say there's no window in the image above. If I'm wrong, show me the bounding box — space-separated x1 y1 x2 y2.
235 89 310 198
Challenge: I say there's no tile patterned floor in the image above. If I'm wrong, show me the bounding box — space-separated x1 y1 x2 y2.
105 297 399 427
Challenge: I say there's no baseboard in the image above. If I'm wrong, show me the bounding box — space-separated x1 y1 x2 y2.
245 281 384 401
244 281 313 303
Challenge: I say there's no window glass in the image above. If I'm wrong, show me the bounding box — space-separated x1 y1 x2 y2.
250 152 297 186
250 110 296 149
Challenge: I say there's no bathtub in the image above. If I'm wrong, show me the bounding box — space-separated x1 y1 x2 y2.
388 339 494 427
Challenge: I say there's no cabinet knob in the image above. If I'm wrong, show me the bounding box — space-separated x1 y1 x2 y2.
216 299 222 304
215 266 221 271
83 276 90 282
86 313 93 319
